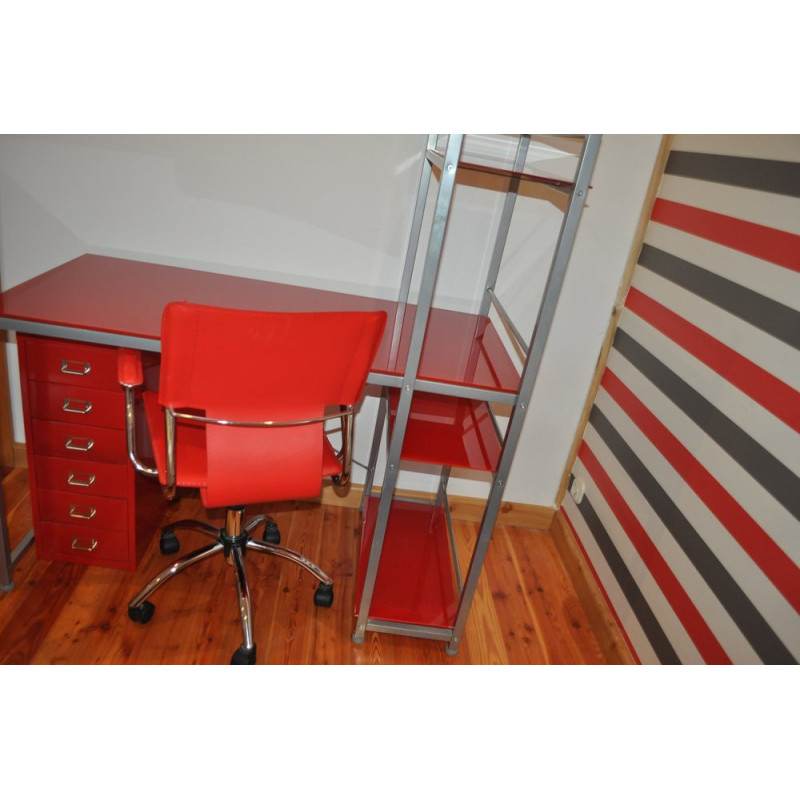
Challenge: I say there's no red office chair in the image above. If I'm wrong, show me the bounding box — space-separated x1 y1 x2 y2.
118 301 386 664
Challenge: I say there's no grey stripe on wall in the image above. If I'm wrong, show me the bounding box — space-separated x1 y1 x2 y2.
589 403 797 665
639 243 800 350
614 327 800 523
666 151 800 198
568 480 681 665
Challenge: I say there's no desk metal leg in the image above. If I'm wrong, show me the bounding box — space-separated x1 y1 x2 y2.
1 481 34 591
0 485 11 590
1 529 34 591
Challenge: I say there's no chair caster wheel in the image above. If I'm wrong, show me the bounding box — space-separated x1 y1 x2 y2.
159 530 180 555
231 645 256 665
128 601 155 624
262 519 280 545
314 583 334 608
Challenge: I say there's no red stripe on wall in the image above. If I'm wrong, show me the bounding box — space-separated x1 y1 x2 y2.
602 368 800 615
578 440 732 664
626 286 800 434
652 198 800 273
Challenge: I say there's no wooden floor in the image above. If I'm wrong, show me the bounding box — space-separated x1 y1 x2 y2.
0 468 614 665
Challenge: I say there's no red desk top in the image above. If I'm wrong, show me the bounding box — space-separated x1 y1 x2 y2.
0 255 520 397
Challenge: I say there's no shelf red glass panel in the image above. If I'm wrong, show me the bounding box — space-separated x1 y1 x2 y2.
427 138 578 190
388 390 502 472
0 254 521 395
355 496 458 629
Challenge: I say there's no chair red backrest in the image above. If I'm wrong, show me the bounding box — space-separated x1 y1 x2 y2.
157 301 386 507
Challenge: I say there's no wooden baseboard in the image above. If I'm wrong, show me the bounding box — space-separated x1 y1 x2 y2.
320 483 554 529
13 442 27 469
549 508 636 665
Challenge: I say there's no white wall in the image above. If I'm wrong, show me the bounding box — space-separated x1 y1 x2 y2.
0 133 662 506
491 134 664 505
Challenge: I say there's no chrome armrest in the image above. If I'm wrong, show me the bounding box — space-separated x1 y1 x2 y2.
168 404 357 489
118 349 158 479
163 407 178 501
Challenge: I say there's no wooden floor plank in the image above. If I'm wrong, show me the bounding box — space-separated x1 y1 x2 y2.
0 469 618 665
452 519 509 665
481 525 553 664
0 560 87 664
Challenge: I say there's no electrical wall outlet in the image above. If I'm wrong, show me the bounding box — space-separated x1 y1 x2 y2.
570 476 585 504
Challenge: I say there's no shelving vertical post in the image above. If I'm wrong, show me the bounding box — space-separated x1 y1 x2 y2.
353 134 465 644
445 134 602 654
478 134 531 318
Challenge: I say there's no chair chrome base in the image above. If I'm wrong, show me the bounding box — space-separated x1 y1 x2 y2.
128 506 334 664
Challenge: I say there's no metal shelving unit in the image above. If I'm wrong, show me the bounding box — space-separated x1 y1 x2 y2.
353 134 602 653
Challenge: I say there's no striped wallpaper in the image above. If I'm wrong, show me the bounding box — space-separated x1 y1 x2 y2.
562 135 800 665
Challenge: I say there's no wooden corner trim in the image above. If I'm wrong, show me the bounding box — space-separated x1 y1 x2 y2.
555 135 674 507
13 442 28 469
550 507 637 665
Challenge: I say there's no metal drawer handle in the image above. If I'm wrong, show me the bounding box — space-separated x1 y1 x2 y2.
65 436 94 452
69 505 97 520
71 537 98 552
61 359 91 376
63 398 93 415
67 471 96 487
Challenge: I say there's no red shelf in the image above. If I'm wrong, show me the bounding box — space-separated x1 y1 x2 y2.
389 390 502 472
355 496 458 629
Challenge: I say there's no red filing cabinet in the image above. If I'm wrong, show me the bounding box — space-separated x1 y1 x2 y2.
18 334 166 570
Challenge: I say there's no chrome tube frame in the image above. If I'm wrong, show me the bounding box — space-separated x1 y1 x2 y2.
122 354 358 499
128 503 333 663
332 405 354 488
170 407 354 428
164 408 177 501
246 538 334 586
231 545 255 651
122 386 158 478
128 541 224 609
160 405 356 499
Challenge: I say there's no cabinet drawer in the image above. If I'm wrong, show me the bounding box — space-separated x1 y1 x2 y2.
38 489 128 532
35 455 129 499
24 337 119 389
28 380 124 428
32 419 127 463
37 521 130 565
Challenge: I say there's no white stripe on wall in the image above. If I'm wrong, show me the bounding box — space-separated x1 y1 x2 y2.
657 175 800 233
643 221 800 312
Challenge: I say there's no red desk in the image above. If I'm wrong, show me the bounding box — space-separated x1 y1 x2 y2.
0 254 520 395
0 254 520 580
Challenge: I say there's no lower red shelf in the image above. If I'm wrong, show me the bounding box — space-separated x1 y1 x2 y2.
355 496 459 629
